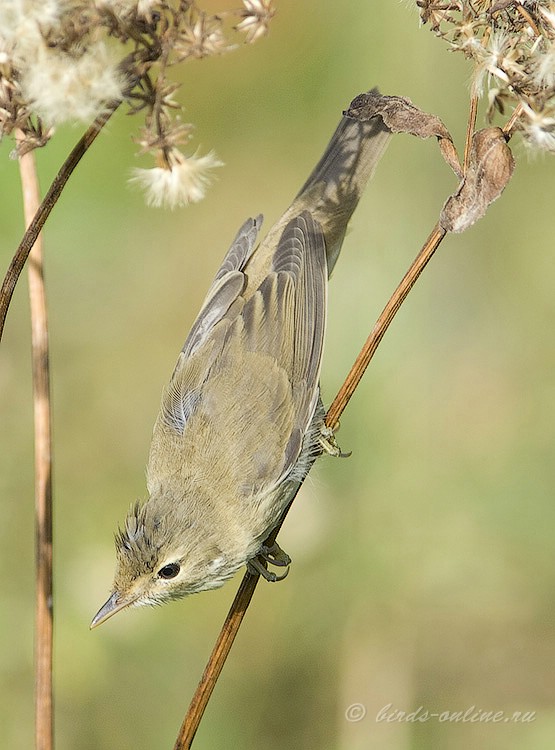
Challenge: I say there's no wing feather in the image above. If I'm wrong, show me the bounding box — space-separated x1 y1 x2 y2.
181 215 263 359
237 210 327 483
151 210 327 497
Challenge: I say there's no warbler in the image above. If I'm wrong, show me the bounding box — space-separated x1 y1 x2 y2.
91 90 391 627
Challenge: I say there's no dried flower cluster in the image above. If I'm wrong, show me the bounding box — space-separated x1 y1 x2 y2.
418 1 555 151
0 0 275 206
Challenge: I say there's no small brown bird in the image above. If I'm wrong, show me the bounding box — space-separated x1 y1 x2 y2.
91 90 391 627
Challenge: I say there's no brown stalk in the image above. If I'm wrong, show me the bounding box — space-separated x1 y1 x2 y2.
516 4 541 35
7 95 124 748
173 221 448 749
172 493 296 749
0 104 117 345
172 571 261 750
463 96 479 175
16 130 53 750
502 102 525 138
325 223 446 430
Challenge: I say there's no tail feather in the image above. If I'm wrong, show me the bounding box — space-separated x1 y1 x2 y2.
245 89 392 292
294 98 392 274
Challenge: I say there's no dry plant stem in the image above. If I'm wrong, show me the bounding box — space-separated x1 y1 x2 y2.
503 102 525 138
516 4 541 35
325 222 446 431
173 223 447 749
173 497 295 750
0 104 118 345
16 129 53 750
173 570 262 750
463 97 479 175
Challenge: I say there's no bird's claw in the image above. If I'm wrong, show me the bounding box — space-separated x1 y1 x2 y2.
260 541 291 567
247 542 291 582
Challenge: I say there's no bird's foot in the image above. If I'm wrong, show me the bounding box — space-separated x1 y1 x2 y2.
318 423 352 458
260 541 291 567
248 541 291 582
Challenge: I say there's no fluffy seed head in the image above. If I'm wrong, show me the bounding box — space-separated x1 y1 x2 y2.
130 148 223 208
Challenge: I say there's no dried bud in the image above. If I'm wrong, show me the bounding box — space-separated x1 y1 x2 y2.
440 128 515 233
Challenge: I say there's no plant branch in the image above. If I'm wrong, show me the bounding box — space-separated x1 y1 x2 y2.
463 96 479 175
325 223 446 430
16 129 54 750
502 102 525 138
172 570 262 750
0 104 118 345
172 487 297 749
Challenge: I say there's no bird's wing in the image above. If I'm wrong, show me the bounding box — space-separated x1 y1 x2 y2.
150 211 327 496
180 215 263 360
238 209 327 467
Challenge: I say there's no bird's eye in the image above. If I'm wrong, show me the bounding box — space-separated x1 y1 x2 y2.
158 562 180 579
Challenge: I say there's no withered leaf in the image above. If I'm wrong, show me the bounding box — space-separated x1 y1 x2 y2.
345 90 462 177
440 128 514 233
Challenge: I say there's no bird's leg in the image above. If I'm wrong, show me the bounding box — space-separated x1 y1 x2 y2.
318 422 352 458
247 541 291 582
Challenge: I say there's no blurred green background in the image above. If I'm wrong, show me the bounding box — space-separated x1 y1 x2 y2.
2 2 555 748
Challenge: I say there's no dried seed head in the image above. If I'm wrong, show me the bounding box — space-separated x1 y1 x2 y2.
20 39 124 125
0 1 273 202
418 1 555 151
130 148 223 208
236 0 276 43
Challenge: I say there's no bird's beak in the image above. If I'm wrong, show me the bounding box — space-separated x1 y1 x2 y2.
90 591 138 629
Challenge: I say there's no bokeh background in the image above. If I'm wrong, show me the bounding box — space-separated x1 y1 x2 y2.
2 2 555 748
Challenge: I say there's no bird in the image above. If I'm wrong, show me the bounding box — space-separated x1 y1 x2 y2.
91 89 392 628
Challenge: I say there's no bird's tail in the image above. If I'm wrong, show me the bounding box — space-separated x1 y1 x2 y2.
258 89 392 279
294 91 392 274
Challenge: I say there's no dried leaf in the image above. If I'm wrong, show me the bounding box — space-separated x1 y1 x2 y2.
345 90 462 177
440 128 515 233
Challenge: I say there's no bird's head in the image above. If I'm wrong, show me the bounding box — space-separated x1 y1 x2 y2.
91 499 234 628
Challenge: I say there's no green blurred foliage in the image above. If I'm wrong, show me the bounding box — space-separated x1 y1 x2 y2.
2 2 555 749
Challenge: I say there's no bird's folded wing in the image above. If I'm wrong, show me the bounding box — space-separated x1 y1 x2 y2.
150 211 327 495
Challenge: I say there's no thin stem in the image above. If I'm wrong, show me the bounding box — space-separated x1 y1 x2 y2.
16 130 53 750
172 222 447 749
0 104 117 345
516 4 541 35
463 96 479 175
173 571 261 750
173 495 295 750
503 102 525 138
325 223 446 430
